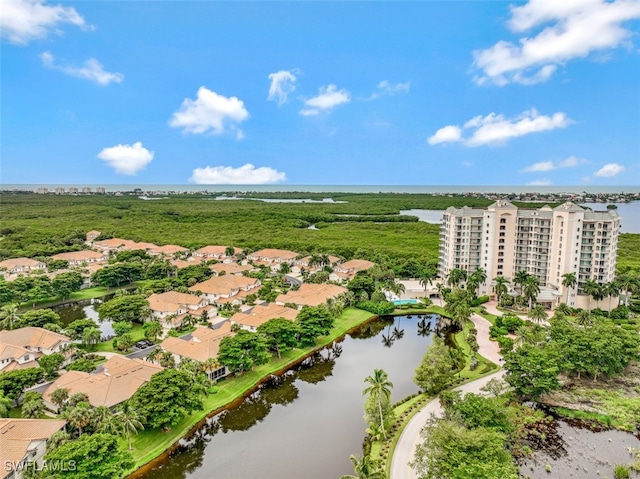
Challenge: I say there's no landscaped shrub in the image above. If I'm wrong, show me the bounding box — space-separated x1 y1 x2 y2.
356 301 395 315
470 295 490 307
610 305 629 320
502 315 524 333
497 336 514 355
489 325 508 339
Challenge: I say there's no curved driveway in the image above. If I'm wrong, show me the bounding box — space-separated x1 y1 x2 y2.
390 312 504 479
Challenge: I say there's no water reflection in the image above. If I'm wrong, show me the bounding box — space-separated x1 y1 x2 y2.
52 295 115 337
139 314 440 479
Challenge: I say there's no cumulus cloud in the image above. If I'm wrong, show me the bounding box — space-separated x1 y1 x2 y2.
527 179 553 186
40 51 123 85
523 155 587 172
267 69 299 106
594 163 625 177
190 164 286 185
472 0 640 85
97 142 154 175
300 84 350 116
169 87 249 136
427 125 462 145
429 109 571 147
0 0 87 45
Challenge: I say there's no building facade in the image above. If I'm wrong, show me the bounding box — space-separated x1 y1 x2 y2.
439 201 620 309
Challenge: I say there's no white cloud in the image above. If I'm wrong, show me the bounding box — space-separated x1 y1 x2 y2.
190 164 286 185
473 0 640 85
527 179 553 186
300 84 350 116
0 0 87 45
169 87 249 136
97 142 154 175
368 80 411 100
429 109 570 147
427 125 462 145
267 69 299 106
523 155 587 172
594 163 625 177
40 51 123 86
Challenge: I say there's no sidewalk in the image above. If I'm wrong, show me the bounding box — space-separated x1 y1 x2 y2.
389 312 504 479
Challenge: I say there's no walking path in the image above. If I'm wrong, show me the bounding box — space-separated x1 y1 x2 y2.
390 312 504 479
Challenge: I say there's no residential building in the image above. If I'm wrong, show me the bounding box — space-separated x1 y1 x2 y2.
85 230 101 244
81 187 91 194
120 241 158 252
35 188 48 194
230 303 298 331
0 418 67 479
439 200 620 309
54 187 65 194
247 249 298 268
51 250 106 266
189 275 260 303
209 262 254 276
292 255 341 274
68 188 78 194
0 258 46 274
149 244 189 257
43 356 162 412
92 238 135 253
275 283 347 309
0 328 71 372
159 323 233 379
193 245 242 260
330 259 375 281
147 291 210 327
96 187 106 194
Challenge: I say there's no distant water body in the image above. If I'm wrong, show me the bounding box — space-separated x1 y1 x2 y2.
3 184 640 194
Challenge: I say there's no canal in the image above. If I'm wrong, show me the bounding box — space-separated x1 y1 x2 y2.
137 314 440 479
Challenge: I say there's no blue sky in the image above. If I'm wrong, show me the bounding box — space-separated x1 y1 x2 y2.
2 0 639 186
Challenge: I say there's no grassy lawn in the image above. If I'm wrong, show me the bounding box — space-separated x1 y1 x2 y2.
473 307 498 325
127 307 375 471
453 320 499 382
17 281 151 310
86 324 146 354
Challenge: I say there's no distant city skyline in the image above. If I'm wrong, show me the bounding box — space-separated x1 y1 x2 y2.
2 1 639 186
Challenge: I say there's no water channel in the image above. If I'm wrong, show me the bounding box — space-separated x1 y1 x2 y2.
137 314 439 479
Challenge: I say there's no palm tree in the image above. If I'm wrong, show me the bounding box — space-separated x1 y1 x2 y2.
340 454 384 479
561 272 577 303
582 279 602 312
82 327 102 350
493 276 509 305
182 314 197 329
603 281 620 314
1 304 20 330
616 274 639 306
117 403 144 450
554 302 572 317
418 268 436 295
469 267 487 296
145 348 162 363
279 262 292 275
225 246 236 257
22 393 45 419
50 388 69 411
202 357 221 387
63 402 92 436
362 369 393 440
527 304 548 324
522 275 541 309
447 268 467 288
576 310 593 327
144 320 163 341
90 405 112 431
514 270 530 297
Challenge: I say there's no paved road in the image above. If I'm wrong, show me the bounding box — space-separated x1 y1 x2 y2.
390 313 504 479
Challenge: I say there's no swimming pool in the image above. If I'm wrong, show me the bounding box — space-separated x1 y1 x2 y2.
392 299 419 305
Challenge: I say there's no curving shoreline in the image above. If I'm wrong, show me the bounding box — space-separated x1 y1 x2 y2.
125 308 378 478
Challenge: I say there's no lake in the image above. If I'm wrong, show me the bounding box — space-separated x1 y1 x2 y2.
401 201 640 233
137 314 439 479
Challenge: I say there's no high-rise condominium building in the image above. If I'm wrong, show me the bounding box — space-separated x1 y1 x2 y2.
439 200 620 309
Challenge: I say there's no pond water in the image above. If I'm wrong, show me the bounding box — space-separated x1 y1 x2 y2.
520 419 640 478
53 296 115 338
137 314 441 479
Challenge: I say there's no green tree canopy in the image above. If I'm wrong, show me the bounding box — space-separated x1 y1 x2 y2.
98 294 149 323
